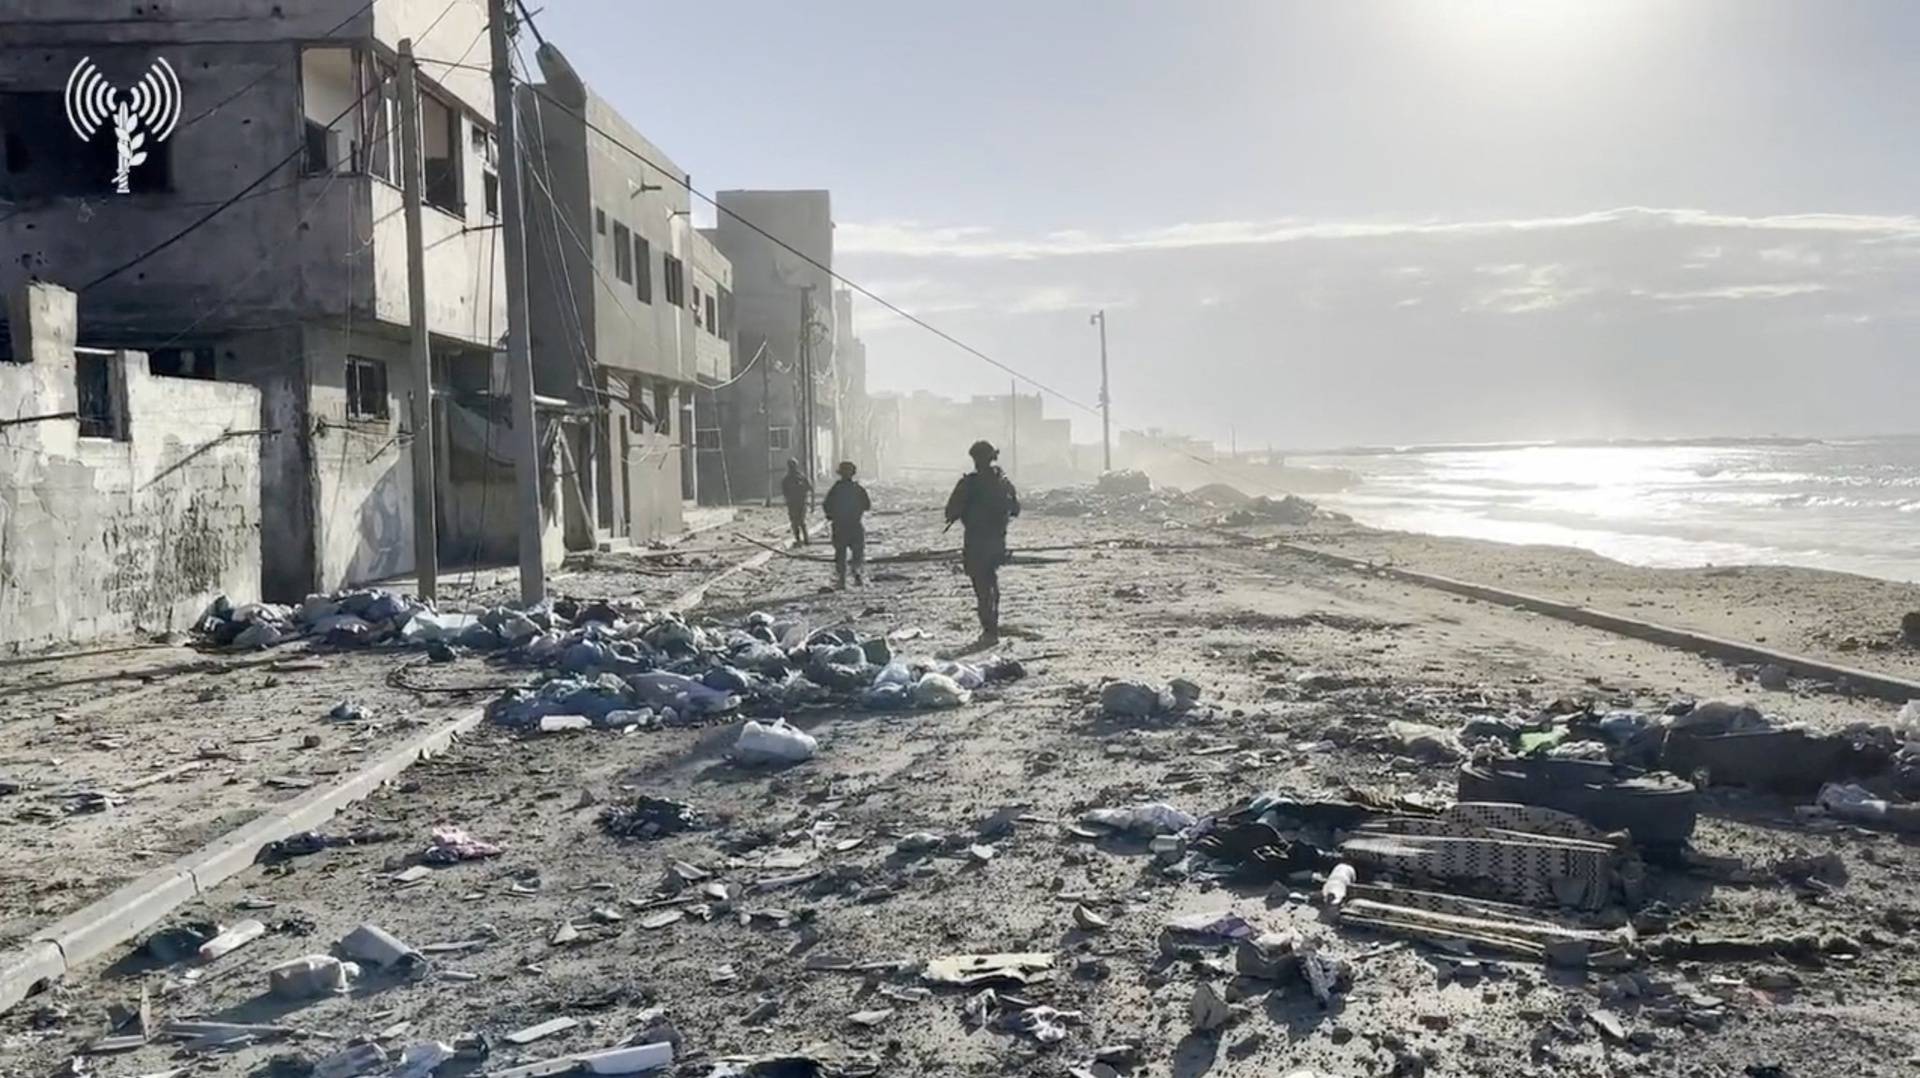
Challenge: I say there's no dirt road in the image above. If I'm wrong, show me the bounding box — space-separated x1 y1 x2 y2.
2 496 1915 1078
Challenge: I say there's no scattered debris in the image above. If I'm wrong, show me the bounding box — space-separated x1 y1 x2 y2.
599 796 708 840
266 954 359 1000
196 920 266 963
922 952 1055 987
424 826 503 864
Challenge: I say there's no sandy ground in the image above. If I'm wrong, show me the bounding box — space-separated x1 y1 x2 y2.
2 497 1918 1078
1291 523 1920 682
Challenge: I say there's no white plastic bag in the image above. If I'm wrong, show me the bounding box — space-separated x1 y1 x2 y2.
913 671 972 709
735 719 818 764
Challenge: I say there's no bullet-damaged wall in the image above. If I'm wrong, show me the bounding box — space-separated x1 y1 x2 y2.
1 283 262 651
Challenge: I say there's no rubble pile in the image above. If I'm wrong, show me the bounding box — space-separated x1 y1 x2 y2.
1219 493 1341 527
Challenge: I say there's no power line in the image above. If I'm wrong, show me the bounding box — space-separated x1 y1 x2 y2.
512 79 1102 420
510 75 1276 496
79 82 380 292
174 0 380 133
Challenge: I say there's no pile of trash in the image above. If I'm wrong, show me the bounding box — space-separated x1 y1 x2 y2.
486 609 1025 732
191 589 453 649
1219 493 1340 527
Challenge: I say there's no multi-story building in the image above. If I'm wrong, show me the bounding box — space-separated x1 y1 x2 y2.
0 0 527 600
709 189 835 500
517 44 730 547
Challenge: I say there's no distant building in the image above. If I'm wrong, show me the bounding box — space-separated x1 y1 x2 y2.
518 44 731 547
0 0 524 600
873 389 1081 487
709 190 835 500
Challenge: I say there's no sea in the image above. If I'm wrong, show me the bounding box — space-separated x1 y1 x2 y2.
1293 436 1920 584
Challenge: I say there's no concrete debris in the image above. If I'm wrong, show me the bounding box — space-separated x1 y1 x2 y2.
337 922 424 971
1188 981 1233 1032
266 954 359 1000
196 919 265 962
311 1043 389 1078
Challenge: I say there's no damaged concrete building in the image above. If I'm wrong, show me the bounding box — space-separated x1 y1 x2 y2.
516 44 735 548
0 0 549 610
707 190 837 499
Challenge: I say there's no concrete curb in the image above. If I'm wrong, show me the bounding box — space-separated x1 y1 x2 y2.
0 533 798 1013
1274 541 1920 704
0 707 484 1014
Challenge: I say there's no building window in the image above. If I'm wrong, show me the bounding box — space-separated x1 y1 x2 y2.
345 356 389 421
149 345 216 380
635 236 652 303
612 222 633 283
704 294 717 336
692 286 703 327
694 428 722 451
75 352 126 440
474 127 498 217
595 207 606 235
421 94 460 214
663 255 685 306
717 287 732 342
301 47 396 181
768 426 792 452
653 383 672 435
2 91 173 197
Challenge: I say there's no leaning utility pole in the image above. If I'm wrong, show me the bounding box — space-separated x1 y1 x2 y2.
1090 309 1112 472
488 0 545 605
397 40 438 601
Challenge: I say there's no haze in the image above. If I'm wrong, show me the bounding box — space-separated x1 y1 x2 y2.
541 0 1920 449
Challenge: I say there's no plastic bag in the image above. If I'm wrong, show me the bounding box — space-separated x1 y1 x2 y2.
913 672 972 709
736 719 818 764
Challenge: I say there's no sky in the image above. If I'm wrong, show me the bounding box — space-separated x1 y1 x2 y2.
538 0 1920 449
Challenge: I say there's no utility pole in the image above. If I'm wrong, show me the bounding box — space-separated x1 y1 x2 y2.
1090 309 1111 472
1008 379 1018 480
760 335 773 506
396 40 437 601
799 285 816 479
488 0 545 605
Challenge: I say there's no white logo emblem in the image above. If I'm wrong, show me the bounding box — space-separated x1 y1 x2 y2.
65 57 181 195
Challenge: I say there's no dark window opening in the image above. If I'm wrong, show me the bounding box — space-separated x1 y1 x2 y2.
768 426 792 452
705 294 717 335
2 91 173 198
635 236 652 303
692 285 703 327
474 126 498 217
663 255 685 306
653 383 672 436
421 93 460 214
612 222 632 282
76 353 124 439
149 345 215 379
595 207 606 235
717 287 732 341
694 428 721 451
346 356 389 421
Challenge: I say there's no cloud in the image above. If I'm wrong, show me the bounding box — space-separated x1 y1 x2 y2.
837 206 1920 261
837 203 1920 446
